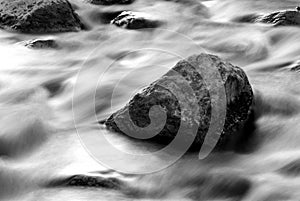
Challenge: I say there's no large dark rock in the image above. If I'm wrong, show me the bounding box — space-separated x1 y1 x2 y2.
105 54 253 150
255 7 300 26
86 0 134 5
0 0 84 33
111 11 161 29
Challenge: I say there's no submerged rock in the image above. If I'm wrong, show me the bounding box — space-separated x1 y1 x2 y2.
111 11 161 29
187 173 251 200
86 0 134 5
279 159 300 176
25 39 59 49
42 79 64 98
255 7 300 26
105 54 253 150
232 13 261 23
0 0 84 33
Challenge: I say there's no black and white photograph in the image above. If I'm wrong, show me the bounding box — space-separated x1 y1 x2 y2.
0 0 299 200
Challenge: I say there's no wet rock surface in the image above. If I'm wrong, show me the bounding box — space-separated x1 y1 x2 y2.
111 11 162 29
255 7 300 26
0 0 84 33
86 0 134 5
290 60 300 72
233 7 300 27
105 54 253 150
25 39 59 49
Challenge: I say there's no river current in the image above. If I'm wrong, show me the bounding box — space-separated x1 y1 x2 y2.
1 0 300 200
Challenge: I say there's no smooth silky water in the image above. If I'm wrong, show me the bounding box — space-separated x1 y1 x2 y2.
0 0 300 200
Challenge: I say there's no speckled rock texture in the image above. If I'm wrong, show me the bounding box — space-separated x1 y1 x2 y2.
105 54 253 150
46 174 124 189
0 0 83 33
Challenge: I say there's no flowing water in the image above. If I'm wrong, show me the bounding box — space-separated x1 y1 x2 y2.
1 0 300 200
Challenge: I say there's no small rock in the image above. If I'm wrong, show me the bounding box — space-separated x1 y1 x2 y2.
68 175 123 189
255 7 300 26
86 0 134 5
105 54 253 150
111 11 161 29
25 39 59 49
47 174 124 189
0 0 84 33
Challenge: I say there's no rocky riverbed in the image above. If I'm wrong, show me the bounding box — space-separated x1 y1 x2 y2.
0 0 300 201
